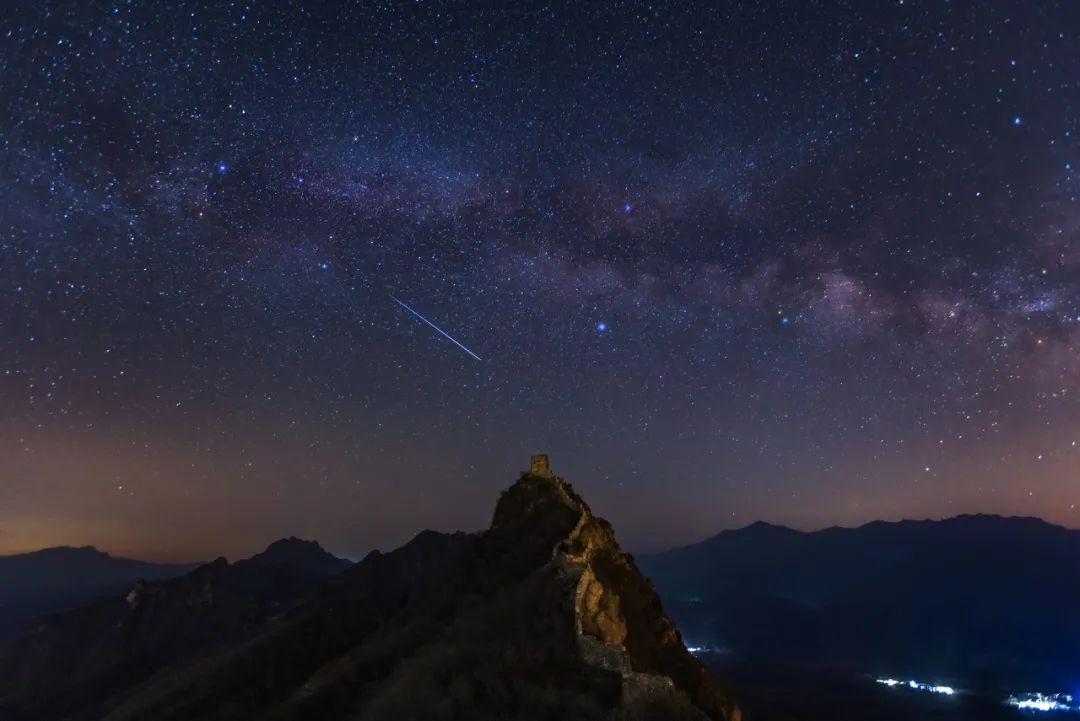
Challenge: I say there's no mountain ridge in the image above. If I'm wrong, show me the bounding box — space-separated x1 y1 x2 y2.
650 513 1073 556
0 546 200 639
0 536 354 721
637 512 1080 692
0 465 742 721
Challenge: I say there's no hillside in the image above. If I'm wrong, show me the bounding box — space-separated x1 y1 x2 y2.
637 515 1080 691
0 464 740 721
0 547 197 637
0 538 353 721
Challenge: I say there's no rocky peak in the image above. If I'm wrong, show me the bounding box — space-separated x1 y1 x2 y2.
251 537 326 563
245 537 351 577
492 471 585 530
491 467 741 720
262 536 326 553
1 463 742 721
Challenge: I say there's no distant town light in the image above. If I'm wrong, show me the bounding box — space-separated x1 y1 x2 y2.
879 679 1078 711
1007 692 1077 712
876 678 956 696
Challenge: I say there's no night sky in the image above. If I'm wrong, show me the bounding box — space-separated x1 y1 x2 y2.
2 1 1079 561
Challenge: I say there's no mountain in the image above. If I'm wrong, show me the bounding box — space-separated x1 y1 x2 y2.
244 536 353 577
637 514 1080 692
0 547 197 637
0 466 741 721
0 538 353 721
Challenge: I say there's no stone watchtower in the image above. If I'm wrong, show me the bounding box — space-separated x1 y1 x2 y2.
529 453 553 478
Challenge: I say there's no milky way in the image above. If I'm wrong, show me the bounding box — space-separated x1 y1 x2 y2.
2 1 1079 560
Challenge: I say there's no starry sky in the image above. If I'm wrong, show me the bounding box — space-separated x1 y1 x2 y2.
2 0 1079 561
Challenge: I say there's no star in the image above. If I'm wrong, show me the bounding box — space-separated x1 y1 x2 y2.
1 0 1076 564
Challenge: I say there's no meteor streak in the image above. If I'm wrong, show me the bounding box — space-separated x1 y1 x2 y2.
391 295 482 361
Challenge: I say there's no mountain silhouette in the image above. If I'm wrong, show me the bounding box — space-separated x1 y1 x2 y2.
0 466 740 721
0 538 352 721
637 514 1080 691
0 547 197 638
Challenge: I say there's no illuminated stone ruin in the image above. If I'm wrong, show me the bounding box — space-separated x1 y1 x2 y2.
530 453 553 477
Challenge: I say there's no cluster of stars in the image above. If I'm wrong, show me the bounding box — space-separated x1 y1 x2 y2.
0 0 1078 558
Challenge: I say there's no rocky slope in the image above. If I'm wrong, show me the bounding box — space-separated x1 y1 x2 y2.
503 472 741 721
0 468 741 721
0 539 353 721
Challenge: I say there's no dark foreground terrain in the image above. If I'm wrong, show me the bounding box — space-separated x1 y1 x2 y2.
0 471 738 721
5 481 1079 721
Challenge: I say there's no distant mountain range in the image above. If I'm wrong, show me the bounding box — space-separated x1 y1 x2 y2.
6 507 1078 720
0 472 735 721
0 546 198 637
636 514 1080 692
0 537 353 720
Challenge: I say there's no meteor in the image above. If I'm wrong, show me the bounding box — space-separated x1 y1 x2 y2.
391 295 482 361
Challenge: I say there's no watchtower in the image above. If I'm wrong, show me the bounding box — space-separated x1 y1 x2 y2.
529 453 553 477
